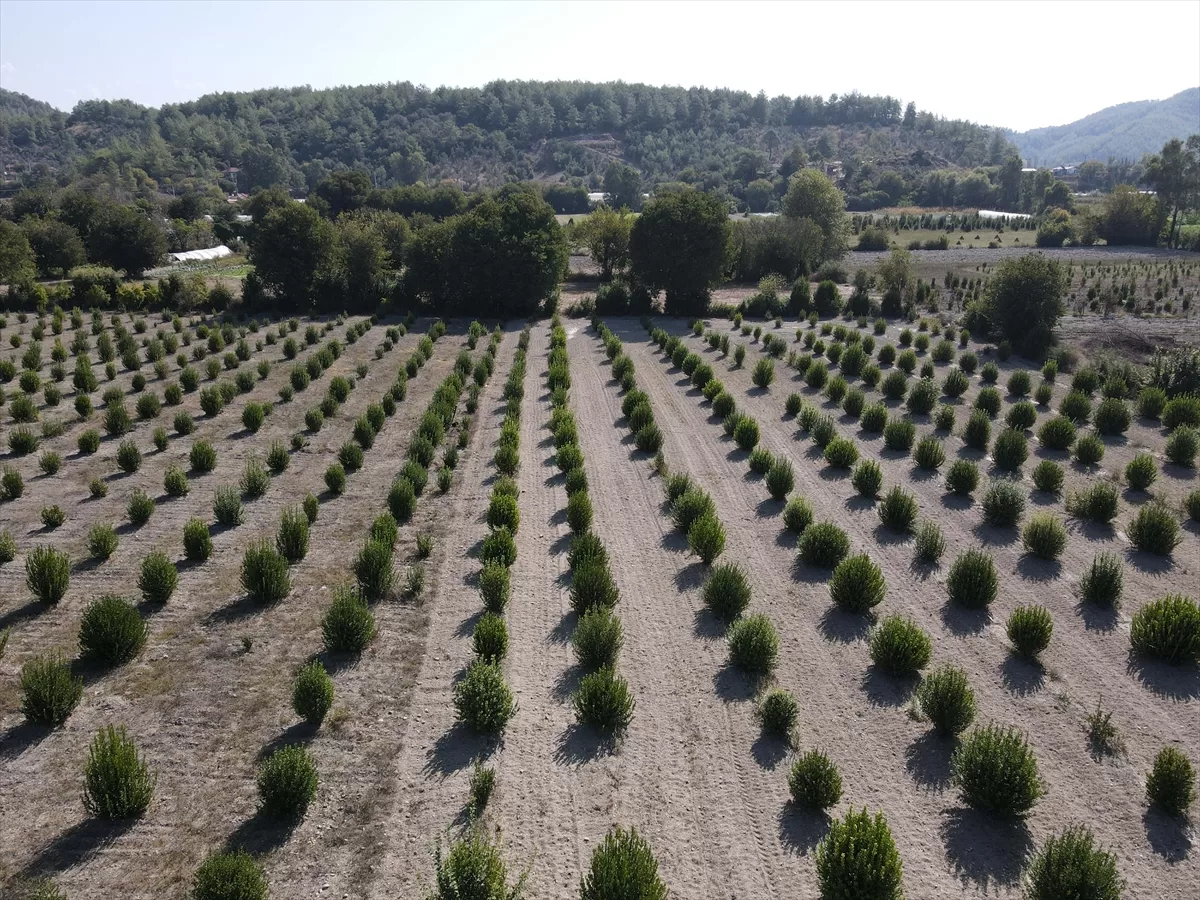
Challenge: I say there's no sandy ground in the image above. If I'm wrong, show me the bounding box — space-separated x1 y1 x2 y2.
1 310 1196 898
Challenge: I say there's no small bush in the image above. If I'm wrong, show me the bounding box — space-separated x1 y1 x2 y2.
77 429 101 455
353 539 395 602
953 723 1044 816
1007 605 1054 658
566 491 593 534
1073 433 1105 466
1138 386 1167 419
939 460 977 498
473 612 509 662
748 446 774 475
454 661 517 733
82 724 156 819
1126 503 1181 555
579 826 667 900
1124 453 1157 491
191 850 268 900
1060 390 1092 423
727 613 779 675
799 521 850 568
947 548 998 608
241 540 291 605
963 408 991 449
757 689 799 740
85 522 118 561
982 479 1024 527
1022 513 1067 560
190 439 217 473
139 551 177 604
211 485 242 526
257 745 318 820
573 606 624 670
116 439 142 473
1029 459 1063 495
1130 594 1200 664
40 505 66 529
1166 425 1199 466
860 402 887 432
478 562 511 613
1024 825 1125 900
702 562 752 622
1094 398 1130 435
918 664 977 735
1067 481 1119 523
183 518 212 562
914 435 945 470
815 808 903 900
1146 747 1195 816
992 427 1029 472
789 750 843 810
688 512 726 564
877 485 918 533
883 418 916 452
324 462 347 495
322 586 376 654
79 594 147 666
1163 394 1200 429
733 416 760 451
482 527 518 568
752 357 775 389
782 496 814 533
276 507 310 563
870 615 932 675
26 545 70 605
573 666 635 733
1005 400 1037 430
829 554 886 614
19 654 83 725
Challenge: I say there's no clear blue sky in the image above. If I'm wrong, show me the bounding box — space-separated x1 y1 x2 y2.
1 0 1197 131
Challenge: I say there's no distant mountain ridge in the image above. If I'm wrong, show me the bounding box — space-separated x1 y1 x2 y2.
1009 87 1199 166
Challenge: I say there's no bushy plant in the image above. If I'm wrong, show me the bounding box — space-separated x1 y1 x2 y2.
257 745 318 820
815 808 904 900
913 435 945 470
482 527 518 568
322 585 376 654
573 666 635 734
1123 453 1157 491
1022 513 1067 560
877 485 918 533
1073 433 1105 466
782 496 814 533
1163 394 1200 429
859 402 887 433
799 521 850 568
454 660 517 733
829 554 886 614
1024 825 1124 900
1060 390 1092 423
139 551 177 604
757 688 799 740
82 724 156 819
981 478 1024 527
991 427 1029 472
191 850 268 900
952 723 1044 816
883 418 915 452
688 512 726 564
566 490 594 534
1166 425 1199 467
189 438 217 473
1007 605 1054 658
1146 747 1195 816
1126 503 1181 555
116 438 142 473
869 615 932 675
789 749 844 810
472 612 509 662
1138 386 1167 419
917 664 976 735
579 826 667 900
727 613 779 675
79 594 147 666
26 545 70 605
1130 594 1200 664
353 539 395 602
1067 481 1119 524
573 605 624 670
20 653 83 725
947 548 998 608
241 541 291 605
963 408 991 449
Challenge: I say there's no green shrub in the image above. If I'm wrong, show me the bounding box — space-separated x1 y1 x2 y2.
83 523 118 562
848 459 882 498
1130 594 1200 664
1124 453 1157 491
815 808 903 900
810 415 836 447
1005 400 1037 430
917 664 976 735
573 666 635 733
40 505 66 529
322 585 376 654
860 402 887 432
82 724 156 819
829 554 886 614
190 439 217 473
752 357 775 388
26 545 70 605
1162 394 1200 429
943 368 970 398
353 539 395 602
757 689 799 740
79 594 147 666
211 485 242 526
785 392 803 415
870 615 932 675
1165 426 1198 467
1075 552 1123 610
20 654 83 725
486 493 521 534
1007 605 1054 658
748 446 773 475
1030 460 1063 495
980 361 1000 384
257 745 318 820
906 378 939 415
733 416 760 451
115 439 141 473
482 527 518 568
1073 433 1105 466
454 660 517 733
688 512 726 564
782 496 814 533
180 518 211 562
760 458 794 500
947 548 998 608
913 435 945 470
1007 370 1032 397
963 408 991 449
579 826 667 900
727 613 779 675
573 606 624 670
1067 482 1119 524
939 460 976 497
473 612 509 662
1023 825 1124 900
138 551 177 605
191 850 268 900
702 562 751 622
1138 386 1167 419
1186 490 1200 522
478 562 511 613
789 749 843 810
566 491 593 534
240 540 291 605
877 485 918 533
799 521 850 568
1060 390 1092 423
1127 503 1181 555
324 462 347 495
952 723 1043 816
672 488 715 533
276 507 310 563
127 489 154 525
982 479 1024 527
1094 398 1130 435
1146 747 1195 816
881 369 908 401
1022 513 1067 560
991 427 1028 472
883 418 915 452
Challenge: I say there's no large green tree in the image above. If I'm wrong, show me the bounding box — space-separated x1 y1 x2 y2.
572 205 632 280
249 203 338 308
1097 185 1163 246
88 205 166 277
981 253 1066 357
604 162 642 212
629 188 730 315
22 217 85 277
1142 136 1200 248
0 220 37 285
309 170 372 219
781 169 848 259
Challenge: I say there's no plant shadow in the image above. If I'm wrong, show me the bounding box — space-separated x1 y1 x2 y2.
818 606 870 644
905 730 954 791
255 721 319 762
777 805 829 856
1000 655 1045 696
553 722 614 766
861 666 917 707
425 722 495 778
0 599 43 633
940 807 1034 890
750 732 791 771
0 720 53 761
1143 808 1193 863
713 665 757 703
1127 653 1200 701
20 817 135 877
223 810 300 857
940 600 991 636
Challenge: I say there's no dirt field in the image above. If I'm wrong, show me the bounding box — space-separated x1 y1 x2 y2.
1 308 1197 898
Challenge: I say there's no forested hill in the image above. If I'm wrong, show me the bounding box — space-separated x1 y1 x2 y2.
1 80 1016 204
1009 87 1200 166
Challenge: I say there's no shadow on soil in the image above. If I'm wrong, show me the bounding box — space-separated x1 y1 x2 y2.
425 723 496 778
1000 655 1046 696
553 723 616 766
1127 653 1200 701
905 731 954 791
777 805 829 856
818 607 870 644
940 807 1034 890
751 733 790 771
1144 809 1193 863
861 666 917 707
21 817 135 877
